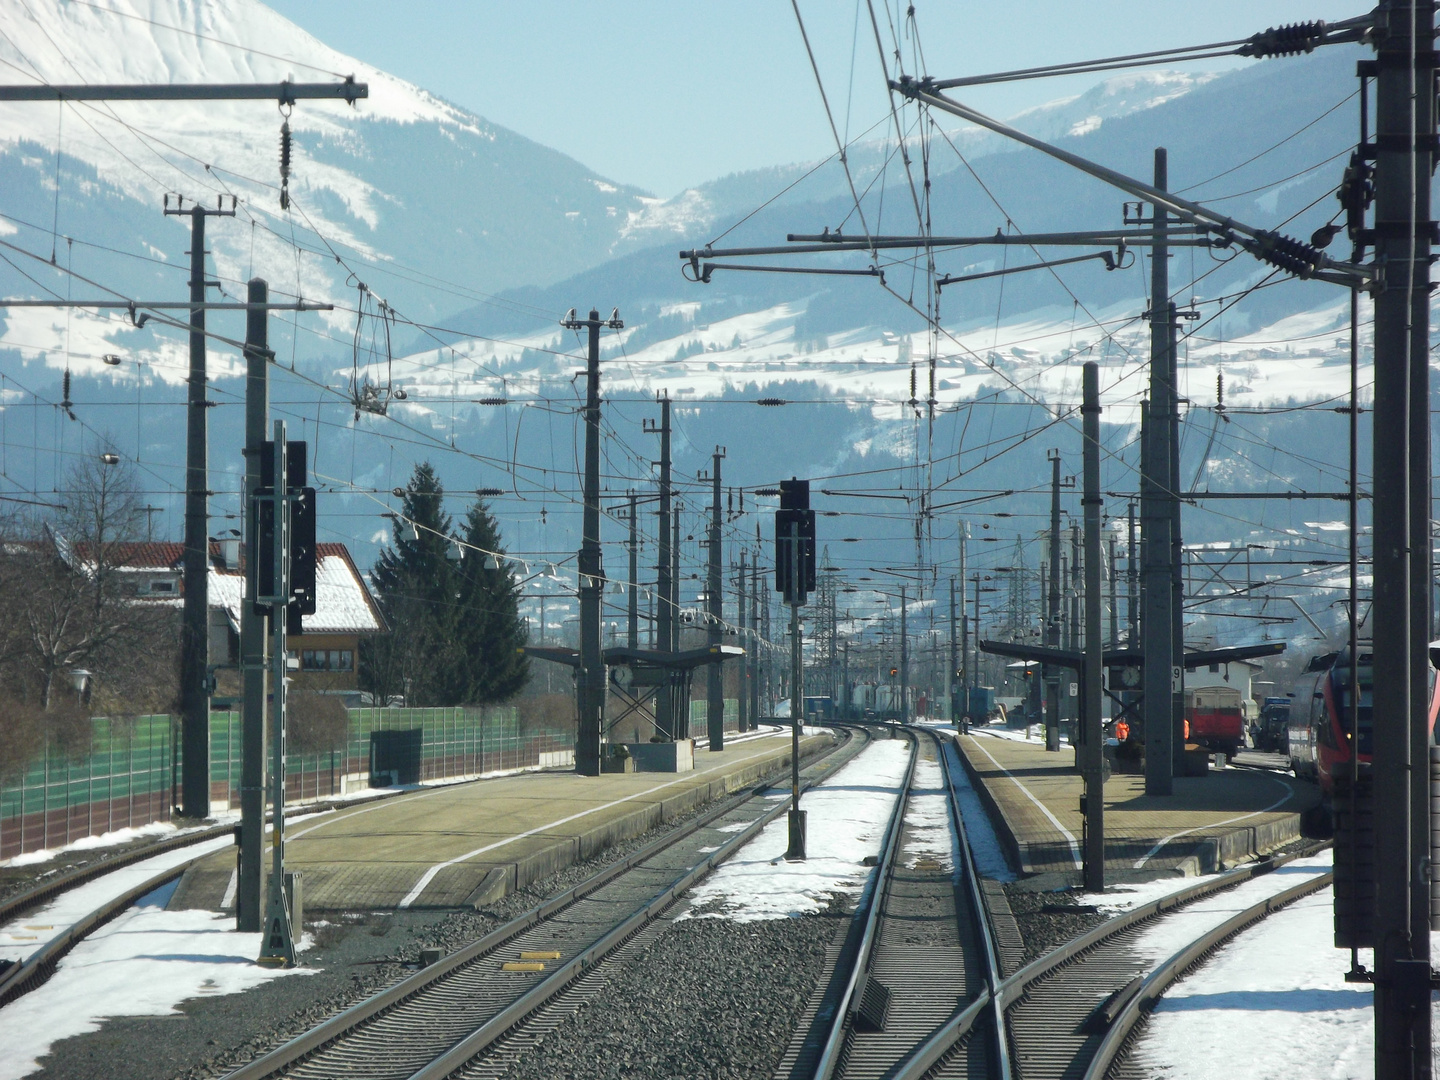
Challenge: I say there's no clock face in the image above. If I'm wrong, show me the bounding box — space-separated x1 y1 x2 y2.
613 664 634 689
1116 665 1142 689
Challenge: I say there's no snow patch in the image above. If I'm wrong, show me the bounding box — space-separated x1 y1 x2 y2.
0 896 309 1080
681 738 910 921
1127 874 1399 1080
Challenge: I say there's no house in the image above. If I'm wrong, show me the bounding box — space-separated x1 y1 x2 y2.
1184 653 1265 704
111 539 386 693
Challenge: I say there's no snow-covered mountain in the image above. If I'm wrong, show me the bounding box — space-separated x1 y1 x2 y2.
619 69 1221 249
0 3 1397 656
0 0 652 353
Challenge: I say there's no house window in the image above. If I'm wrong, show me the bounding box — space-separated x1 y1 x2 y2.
302 649 354 672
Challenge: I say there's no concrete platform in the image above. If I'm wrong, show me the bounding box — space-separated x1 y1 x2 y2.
172 727 832 912
956 728 1319 884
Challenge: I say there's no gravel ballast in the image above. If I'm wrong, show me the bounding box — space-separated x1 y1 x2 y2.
493 913 843 1080
23 770 812 1080
1001 885 1109 965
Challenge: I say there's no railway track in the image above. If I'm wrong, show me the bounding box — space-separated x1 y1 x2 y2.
0 777 508 1010
226 723 1330 1080
4 723 1334 1080
884 739 1332 1080
0 824 237 1007
218 725 868 1080
774 725 1003 1080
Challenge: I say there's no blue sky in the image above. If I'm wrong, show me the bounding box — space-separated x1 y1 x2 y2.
275 2 1362 198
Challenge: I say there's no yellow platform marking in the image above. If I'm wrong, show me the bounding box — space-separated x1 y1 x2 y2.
23 925 52 931
502 961 545 972
520 950 560 960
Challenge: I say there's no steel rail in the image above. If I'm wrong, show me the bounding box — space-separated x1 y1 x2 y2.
887 728 1013 1080
0 851 211 1006
0 784 498 1008
1082 870 1335 1080
392 729 866 1080
0 822 233 926
810 727 921 1080
404 753 839 1080
221 728 861 1080
935 729 1012 1080
892 800 1330 1079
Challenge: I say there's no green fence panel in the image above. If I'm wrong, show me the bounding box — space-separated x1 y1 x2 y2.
3 704 572 860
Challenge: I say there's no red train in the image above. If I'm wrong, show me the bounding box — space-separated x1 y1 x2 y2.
1286 641 1440 795
1184 685 1246 760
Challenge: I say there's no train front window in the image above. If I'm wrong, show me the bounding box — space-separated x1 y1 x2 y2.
1334 664 1374 754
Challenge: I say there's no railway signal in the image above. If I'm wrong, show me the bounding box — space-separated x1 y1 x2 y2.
252 423 306 968
775 477 815 860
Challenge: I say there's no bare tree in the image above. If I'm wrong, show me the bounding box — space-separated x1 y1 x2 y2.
0 454 178 711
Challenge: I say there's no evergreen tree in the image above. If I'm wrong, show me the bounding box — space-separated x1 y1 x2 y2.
454 497 529 703
361 462 462 706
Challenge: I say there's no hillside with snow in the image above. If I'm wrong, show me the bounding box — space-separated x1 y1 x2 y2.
0 3 1403 655
0 0 652 342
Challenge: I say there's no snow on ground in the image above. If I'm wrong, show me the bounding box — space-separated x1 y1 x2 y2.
0 880 311 1080
0 834 235 967
939 738 1017 882
1071 851 1331 930
1121 851 1333 963
681 736 911 921
975 725 1072 747
1081 871 1227 915
902 757 955 873
1129 878 1383 1080
3 815 237 869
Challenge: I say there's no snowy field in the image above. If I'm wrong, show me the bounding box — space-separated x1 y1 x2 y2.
682 736 910 921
